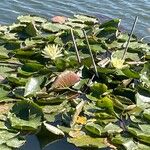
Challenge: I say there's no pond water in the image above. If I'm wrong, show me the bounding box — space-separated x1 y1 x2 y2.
0 0 150 41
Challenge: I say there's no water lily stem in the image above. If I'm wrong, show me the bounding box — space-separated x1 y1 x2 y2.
70 28 81 64
83 30 99 78
122 16 138 60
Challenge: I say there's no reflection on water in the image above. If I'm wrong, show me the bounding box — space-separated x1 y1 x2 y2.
20 135 41 150
20 135 80 150
0 0 150 39
43 139 80 150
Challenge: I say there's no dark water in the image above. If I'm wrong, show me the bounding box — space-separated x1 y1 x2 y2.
0 0 150 40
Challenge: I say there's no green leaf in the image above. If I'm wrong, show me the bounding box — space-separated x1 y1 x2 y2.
6 137 25 148
0 46 9 59
143 108 150 121
136 89 150 109
85 122 102 136
67 135 106 148
137 143 150 150
0 130 19 142
121 67 140 79
9 23 26 32
74 14 98 24
17 15 47 23
140 63 150 88
24 76 44 97
90 82 108 98
0 144 11 150
25 22 38 37
90 44 106 53
128 126 150 144
8 100 43 130
123 140 138 150
7 76 26 86
0 25 8 32
112 50 140 61
0 87 9 99
0 66 14 78
104 123 123 134
42 22 70 32
100 19 121 29
96 97 114 112
21 63 44 73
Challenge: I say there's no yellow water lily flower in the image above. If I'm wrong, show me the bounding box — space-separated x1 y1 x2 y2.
76 116 87 125
42 44 63 60
111 57 125 69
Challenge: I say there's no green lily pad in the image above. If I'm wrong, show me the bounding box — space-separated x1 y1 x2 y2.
104 123 123 134
90 82 108 98
8 100 43 130
17 15 47 23
74 14 98 24
143 108 150 121
24 76 45 97
42 22 70 32
67 135 106 148
25 22 39 37
140 63 150 88
85 122 102 136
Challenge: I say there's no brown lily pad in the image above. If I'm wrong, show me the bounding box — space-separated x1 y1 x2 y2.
51 16 68 24
52 70 80 90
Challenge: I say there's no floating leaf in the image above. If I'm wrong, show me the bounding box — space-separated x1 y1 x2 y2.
25 22 38 37
90 82 108 98
0 144 11 150
136 90 150 109
52 70 80 89
71 100 85 127
8 100 43 130
143 108 150 121
43 121 65 136
68 135 106 148
24 76 44 97
17 15 47 23
85 122 102 136
69 130 85 138
123 140 138 150
121 67 140 79
104 123 123 134
51 16 68 24
42 22 70 32
96 97 114 112
100 19 121 29
74 14 98 24
6 137 25 148
128 126 150 144
140 63 150 88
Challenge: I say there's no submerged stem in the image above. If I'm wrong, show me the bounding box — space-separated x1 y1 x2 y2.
122 16 138 60
70 28 81 64
83 30 99 78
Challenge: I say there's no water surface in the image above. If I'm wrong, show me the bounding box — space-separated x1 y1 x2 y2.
0 0 150 40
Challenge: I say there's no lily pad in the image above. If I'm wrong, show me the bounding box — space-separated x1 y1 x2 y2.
8 100 43 130
68 135 106 148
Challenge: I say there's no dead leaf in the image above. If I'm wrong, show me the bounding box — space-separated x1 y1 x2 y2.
51 16 68 24
52 70 80 90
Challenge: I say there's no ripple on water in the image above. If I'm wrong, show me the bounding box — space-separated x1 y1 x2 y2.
0 0 150 39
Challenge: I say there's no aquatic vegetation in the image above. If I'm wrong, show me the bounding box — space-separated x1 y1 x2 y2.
0 14 150 150
42 44 63 60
